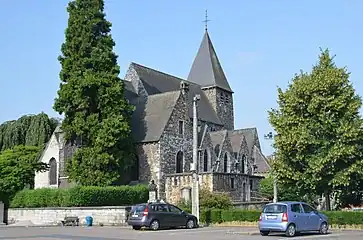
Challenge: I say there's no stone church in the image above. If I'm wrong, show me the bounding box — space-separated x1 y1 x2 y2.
34 30 270 203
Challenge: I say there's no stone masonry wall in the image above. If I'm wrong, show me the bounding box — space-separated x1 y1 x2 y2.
7 207 127 226
165 173 213 204
212 173 250 202
202 87 234 130
159 90 192 199
136 142 160 186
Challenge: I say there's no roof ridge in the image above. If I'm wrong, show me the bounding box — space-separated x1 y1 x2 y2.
131 62 199 86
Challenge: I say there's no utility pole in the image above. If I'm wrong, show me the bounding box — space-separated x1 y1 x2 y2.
191 94 201 221
264 132 278 203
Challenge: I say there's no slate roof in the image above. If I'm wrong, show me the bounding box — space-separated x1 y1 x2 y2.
187 31 233 93
131 90 181 143
130 62 222 126
253 146 271 174
210 130 226 147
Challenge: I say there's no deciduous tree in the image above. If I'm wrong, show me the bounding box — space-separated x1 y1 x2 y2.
0 145 48 201
54 0 135 186
269 49 363 207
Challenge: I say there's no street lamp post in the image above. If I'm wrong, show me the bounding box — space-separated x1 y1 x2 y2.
264 132 278 203
191 94 201 221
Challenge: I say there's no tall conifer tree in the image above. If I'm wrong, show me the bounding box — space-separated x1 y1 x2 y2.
54 0 135 186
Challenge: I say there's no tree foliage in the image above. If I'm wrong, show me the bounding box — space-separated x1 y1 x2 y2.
259 175 308 202
0 145 48 201
54 0 135 186
269 49 363 199
0 113 58 151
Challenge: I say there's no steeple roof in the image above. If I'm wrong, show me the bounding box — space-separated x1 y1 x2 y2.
187 30 233 93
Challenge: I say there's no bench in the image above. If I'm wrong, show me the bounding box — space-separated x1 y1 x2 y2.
61 216 79 226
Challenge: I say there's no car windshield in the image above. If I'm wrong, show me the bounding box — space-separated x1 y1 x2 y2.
263 204 287 213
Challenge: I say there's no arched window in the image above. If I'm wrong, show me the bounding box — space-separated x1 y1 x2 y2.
176 151 184 173
203 149 208 172
214 144 220 157
49 158 57 185
241 154 246 174
223 153 228 173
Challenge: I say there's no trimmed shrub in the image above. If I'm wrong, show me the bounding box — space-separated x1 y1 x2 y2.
10 185 148 208
322 211 363 225
198 208 363 226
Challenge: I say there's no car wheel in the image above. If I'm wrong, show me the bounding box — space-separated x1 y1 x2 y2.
260 231 269 236
319 222 328 234
132 226 141 230
186 219 195 229
150 220 160 231
285 224 296 237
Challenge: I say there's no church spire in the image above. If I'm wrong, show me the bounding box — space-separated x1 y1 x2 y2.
187 18 233 93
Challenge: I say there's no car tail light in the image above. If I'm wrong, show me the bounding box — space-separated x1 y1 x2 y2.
143 206 149 216
282 212 288 222
259 213 262 221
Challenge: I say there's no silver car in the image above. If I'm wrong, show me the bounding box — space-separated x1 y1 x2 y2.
258 201 329 237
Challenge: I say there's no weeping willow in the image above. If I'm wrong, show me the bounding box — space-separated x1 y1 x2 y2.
0 112 59 151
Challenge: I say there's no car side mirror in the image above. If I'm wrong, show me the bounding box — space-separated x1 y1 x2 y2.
313 210 319 214
181 210 185 215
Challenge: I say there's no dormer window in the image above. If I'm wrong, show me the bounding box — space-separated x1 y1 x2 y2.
178 120 184 135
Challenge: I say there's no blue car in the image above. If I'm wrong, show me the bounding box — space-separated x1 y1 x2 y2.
258 201 329 237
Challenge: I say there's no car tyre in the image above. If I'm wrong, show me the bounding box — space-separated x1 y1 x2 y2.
285 224 296 237
186 219 195 229
319 222 328 235
150 220 160 231
132 226 141 230
260 231 269 236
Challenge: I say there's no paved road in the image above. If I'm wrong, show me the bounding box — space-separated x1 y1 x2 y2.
0 226 362 240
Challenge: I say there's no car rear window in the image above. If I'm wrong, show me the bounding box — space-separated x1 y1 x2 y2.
263 204 287 213
132 205 146 213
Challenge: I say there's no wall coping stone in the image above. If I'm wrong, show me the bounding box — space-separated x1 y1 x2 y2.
9 206 128 210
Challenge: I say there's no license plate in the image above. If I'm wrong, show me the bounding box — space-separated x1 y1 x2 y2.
266 215 277 220
132 214 138 217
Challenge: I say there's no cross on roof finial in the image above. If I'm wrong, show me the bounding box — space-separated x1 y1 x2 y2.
202 9 210 31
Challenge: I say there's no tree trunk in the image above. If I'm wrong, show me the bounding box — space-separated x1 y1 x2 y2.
324 191 331 211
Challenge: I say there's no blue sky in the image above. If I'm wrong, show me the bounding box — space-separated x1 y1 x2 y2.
1 0 363 156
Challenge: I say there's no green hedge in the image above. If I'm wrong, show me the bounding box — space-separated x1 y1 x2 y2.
10 185 148 208
198 209 363 226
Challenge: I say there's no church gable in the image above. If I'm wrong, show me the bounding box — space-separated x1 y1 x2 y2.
34 131 62 189
159 88 192 175
198 124 216 173
131 90 181 143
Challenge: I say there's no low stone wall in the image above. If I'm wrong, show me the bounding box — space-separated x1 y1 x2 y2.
233 201 270 210
7 206 127 226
